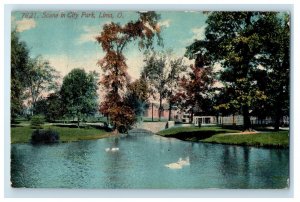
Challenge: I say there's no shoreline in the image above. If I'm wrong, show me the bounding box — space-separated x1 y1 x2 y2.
10 124 113 144
11 124 289 149
156 126 289 148
11 134 112 144
156 133 289 149
200 140 289 149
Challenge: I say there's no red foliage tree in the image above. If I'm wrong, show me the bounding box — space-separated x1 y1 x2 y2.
96 12 162 132
177 64 215 123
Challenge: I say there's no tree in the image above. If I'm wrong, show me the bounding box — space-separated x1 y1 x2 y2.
96 11 162 132
257 13 290 130
25 56 60 115
142 51 186 121
32 97 48 116
124 78 150 119
176 45 216 122
11 30 30 121
44 93 64 122
165 56 187 121
33 92 64 122
176 64 215 123
142 52 167 121
213 87 241 125
60 69 99 127
186 12 277 130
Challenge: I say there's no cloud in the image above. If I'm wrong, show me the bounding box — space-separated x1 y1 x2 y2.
191 26 206 40
181 25 206 46
15 19 36 32
44 53 103 78
77 24 105 44
158 19 171 28
127 56 144 81
44 53 106 99
77 25 100 44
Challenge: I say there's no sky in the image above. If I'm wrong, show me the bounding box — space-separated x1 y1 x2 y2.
11 11 207 80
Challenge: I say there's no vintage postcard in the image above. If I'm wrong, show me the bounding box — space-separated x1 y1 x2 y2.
10 10 290 189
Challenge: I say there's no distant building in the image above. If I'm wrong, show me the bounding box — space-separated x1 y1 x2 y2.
181 114 190 123
143 103 180 120
217 115 289 126
183 113 289 127
143 103 289 127
193 116 217 126
218 115 244 125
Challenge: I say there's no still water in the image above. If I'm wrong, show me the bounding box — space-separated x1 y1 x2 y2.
11 131 289 189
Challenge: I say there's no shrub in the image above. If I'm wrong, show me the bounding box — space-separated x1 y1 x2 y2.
30 115 45 129
31 129 59 144
103 122 113 132
118 125 129 134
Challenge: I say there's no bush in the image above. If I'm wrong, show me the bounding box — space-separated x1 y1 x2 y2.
31 129 59 144
103 122 113 132
30 115 45 129
118 125 130 134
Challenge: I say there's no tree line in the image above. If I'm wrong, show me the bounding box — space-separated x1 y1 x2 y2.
11 11 290 132
11 30 99 127
186 12 290 131
96 11 289 132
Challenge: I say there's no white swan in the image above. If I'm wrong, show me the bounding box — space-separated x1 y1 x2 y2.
111 147 119 151
165 157 190 169
105 147 119 152
178 157 190 166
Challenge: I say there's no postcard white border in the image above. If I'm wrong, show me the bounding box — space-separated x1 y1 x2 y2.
3 3 295 199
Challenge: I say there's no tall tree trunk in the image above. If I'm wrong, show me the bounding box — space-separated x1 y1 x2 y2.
168 101 172 121
274 115 281 131
151 103 154 122
221 116 223 126
274 101 282 131
77 115 80 128
190 109 194 124
242 105 251 131
274 84 284 131
159 95 163 121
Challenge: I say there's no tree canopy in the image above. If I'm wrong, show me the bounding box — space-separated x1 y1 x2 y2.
25 56 60 115
256 13 290 130
11 30 30 120
11 30 60 121
60 68 99 127
185 12 290 130
97 11 162 132
124 78 150 118
142 51 186 121
177 64 215 121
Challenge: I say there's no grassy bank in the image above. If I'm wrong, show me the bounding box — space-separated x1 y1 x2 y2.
157 126 240 141
157 126 289 148
11 125 111 144
202 131 289 148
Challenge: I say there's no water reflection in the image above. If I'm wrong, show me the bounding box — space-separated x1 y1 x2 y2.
11 134 289 189
243 147 250 180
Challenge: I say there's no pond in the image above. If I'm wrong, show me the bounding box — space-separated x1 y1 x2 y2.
11 131 289 189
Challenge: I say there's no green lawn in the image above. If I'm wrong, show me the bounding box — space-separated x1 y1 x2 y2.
202 131 289 148
158 126 240 136
11 124 111 144
157 126 289 148
157 126 240 141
